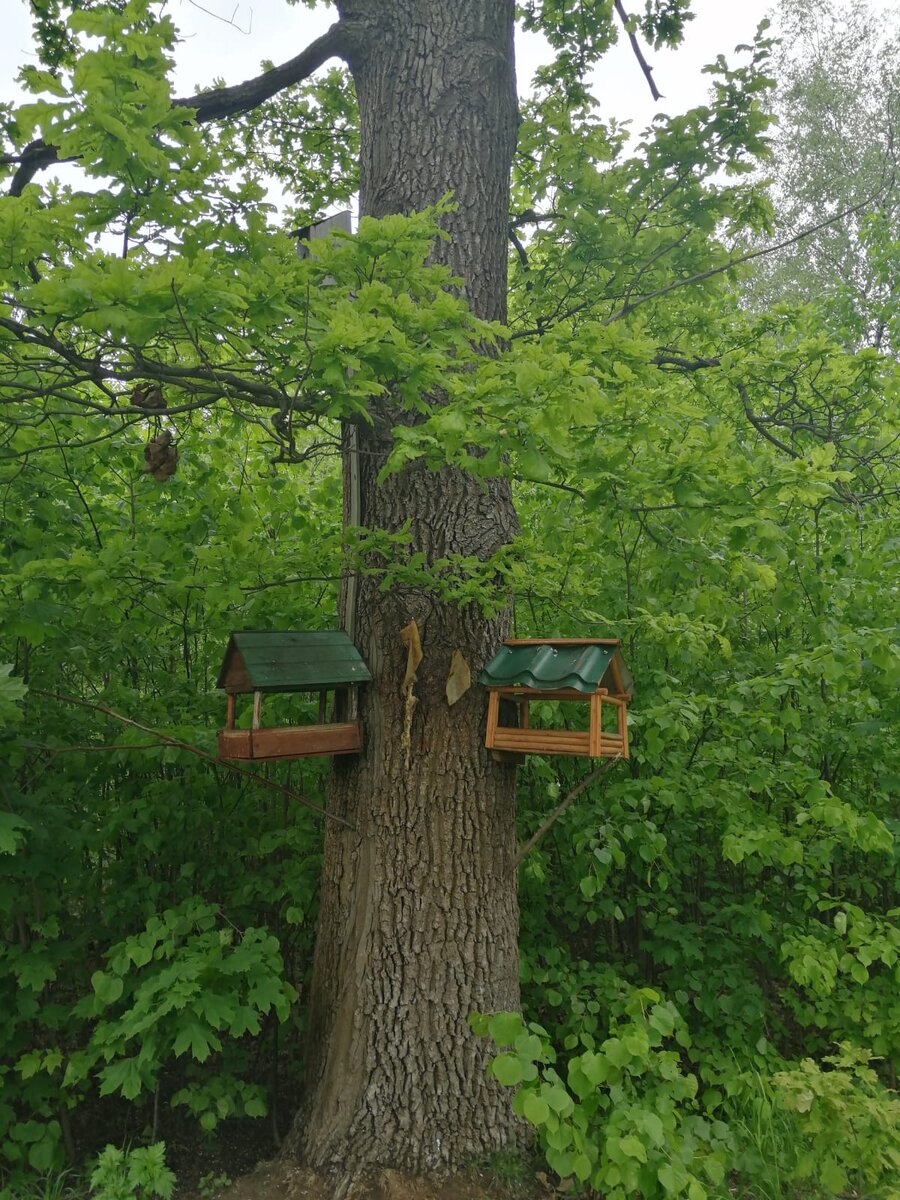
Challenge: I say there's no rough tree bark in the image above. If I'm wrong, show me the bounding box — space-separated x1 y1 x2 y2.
281 0 524 1175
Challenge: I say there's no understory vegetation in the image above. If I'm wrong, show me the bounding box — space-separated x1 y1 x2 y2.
1 0 898 1196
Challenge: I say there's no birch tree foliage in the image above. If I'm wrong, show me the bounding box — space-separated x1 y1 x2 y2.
746 0 900 349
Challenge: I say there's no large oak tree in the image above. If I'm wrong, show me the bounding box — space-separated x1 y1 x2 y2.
1 0 825 1183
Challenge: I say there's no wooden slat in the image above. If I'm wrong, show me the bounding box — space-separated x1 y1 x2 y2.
503 638 620 646
494 724 592 744
218 722 363 761
488 725 624 759
492 687 601 701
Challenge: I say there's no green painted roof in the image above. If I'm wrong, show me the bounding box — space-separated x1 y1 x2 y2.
479 641 633 696
217 630 372 693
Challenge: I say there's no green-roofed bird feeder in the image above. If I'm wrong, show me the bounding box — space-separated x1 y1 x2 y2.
480 639 634 760
216 630 372 761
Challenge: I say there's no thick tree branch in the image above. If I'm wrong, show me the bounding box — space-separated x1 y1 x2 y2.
508 225 531 274
652 352 721 370
172 21 348 121
5 22 348 195
737 381 800 459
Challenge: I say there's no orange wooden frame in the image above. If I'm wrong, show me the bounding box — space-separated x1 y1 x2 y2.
485 688 629 760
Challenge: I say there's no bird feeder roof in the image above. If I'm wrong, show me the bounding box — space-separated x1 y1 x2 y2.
216 630 372 694
479 639 634 697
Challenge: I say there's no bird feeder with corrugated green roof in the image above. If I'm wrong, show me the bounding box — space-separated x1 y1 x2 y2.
216 630 372 761
480 639 634 760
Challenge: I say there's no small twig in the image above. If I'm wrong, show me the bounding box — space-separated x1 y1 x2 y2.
30 742 160 753
186 0 253 33
515 754 623 866
510 186 894 341
31 689 355 830
603 189 893 325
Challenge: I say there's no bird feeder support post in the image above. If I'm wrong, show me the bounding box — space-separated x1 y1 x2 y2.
486 689 500 746
589 691 602 758
252 691 262 730
225 693 236 731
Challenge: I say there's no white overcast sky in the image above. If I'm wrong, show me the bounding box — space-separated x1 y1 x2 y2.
2 0 892 214
3 0 776 127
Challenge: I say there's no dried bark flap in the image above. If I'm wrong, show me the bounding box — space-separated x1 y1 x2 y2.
217 630 372 694
479 639 634 697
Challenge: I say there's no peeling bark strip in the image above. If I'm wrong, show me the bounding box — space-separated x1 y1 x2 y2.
445 650 472 707
400 619 423 768
282 0 523 1175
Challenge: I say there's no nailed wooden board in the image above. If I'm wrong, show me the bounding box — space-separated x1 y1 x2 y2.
218 722 363 761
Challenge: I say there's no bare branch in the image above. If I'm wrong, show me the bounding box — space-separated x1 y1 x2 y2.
173 22 348 122
614 0 662 102
515 755 623 866
604 188 893 325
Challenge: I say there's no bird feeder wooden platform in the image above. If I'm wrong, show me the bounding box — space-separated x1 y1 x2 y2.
480 639 633 760
216 630 371 761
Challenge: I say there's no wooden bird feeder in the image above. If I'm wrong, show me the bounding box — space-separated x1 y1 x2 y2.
480 639 634 760
216 630 371 761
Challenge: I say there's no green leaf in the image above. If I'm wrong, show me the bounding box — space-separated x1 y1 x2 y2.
659 1162 689 1194
819 1160 847 1194
522 1092 550 1125
572 1153 592 1182
487 1012 524 1045
620 1135 648 1163
91 971 124 1005
0 811 30 855
490 1053 523 1086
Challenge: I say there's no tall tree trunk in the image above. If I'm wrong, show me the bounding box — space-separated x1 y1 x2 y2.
282 0 522 1175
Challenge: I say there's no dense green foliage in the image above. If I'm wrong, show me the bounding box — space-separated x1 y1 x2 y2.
1 0 898 1196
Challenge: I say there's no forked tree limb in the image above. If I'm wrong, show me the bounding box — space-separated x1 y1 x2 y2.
6 22 349 195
